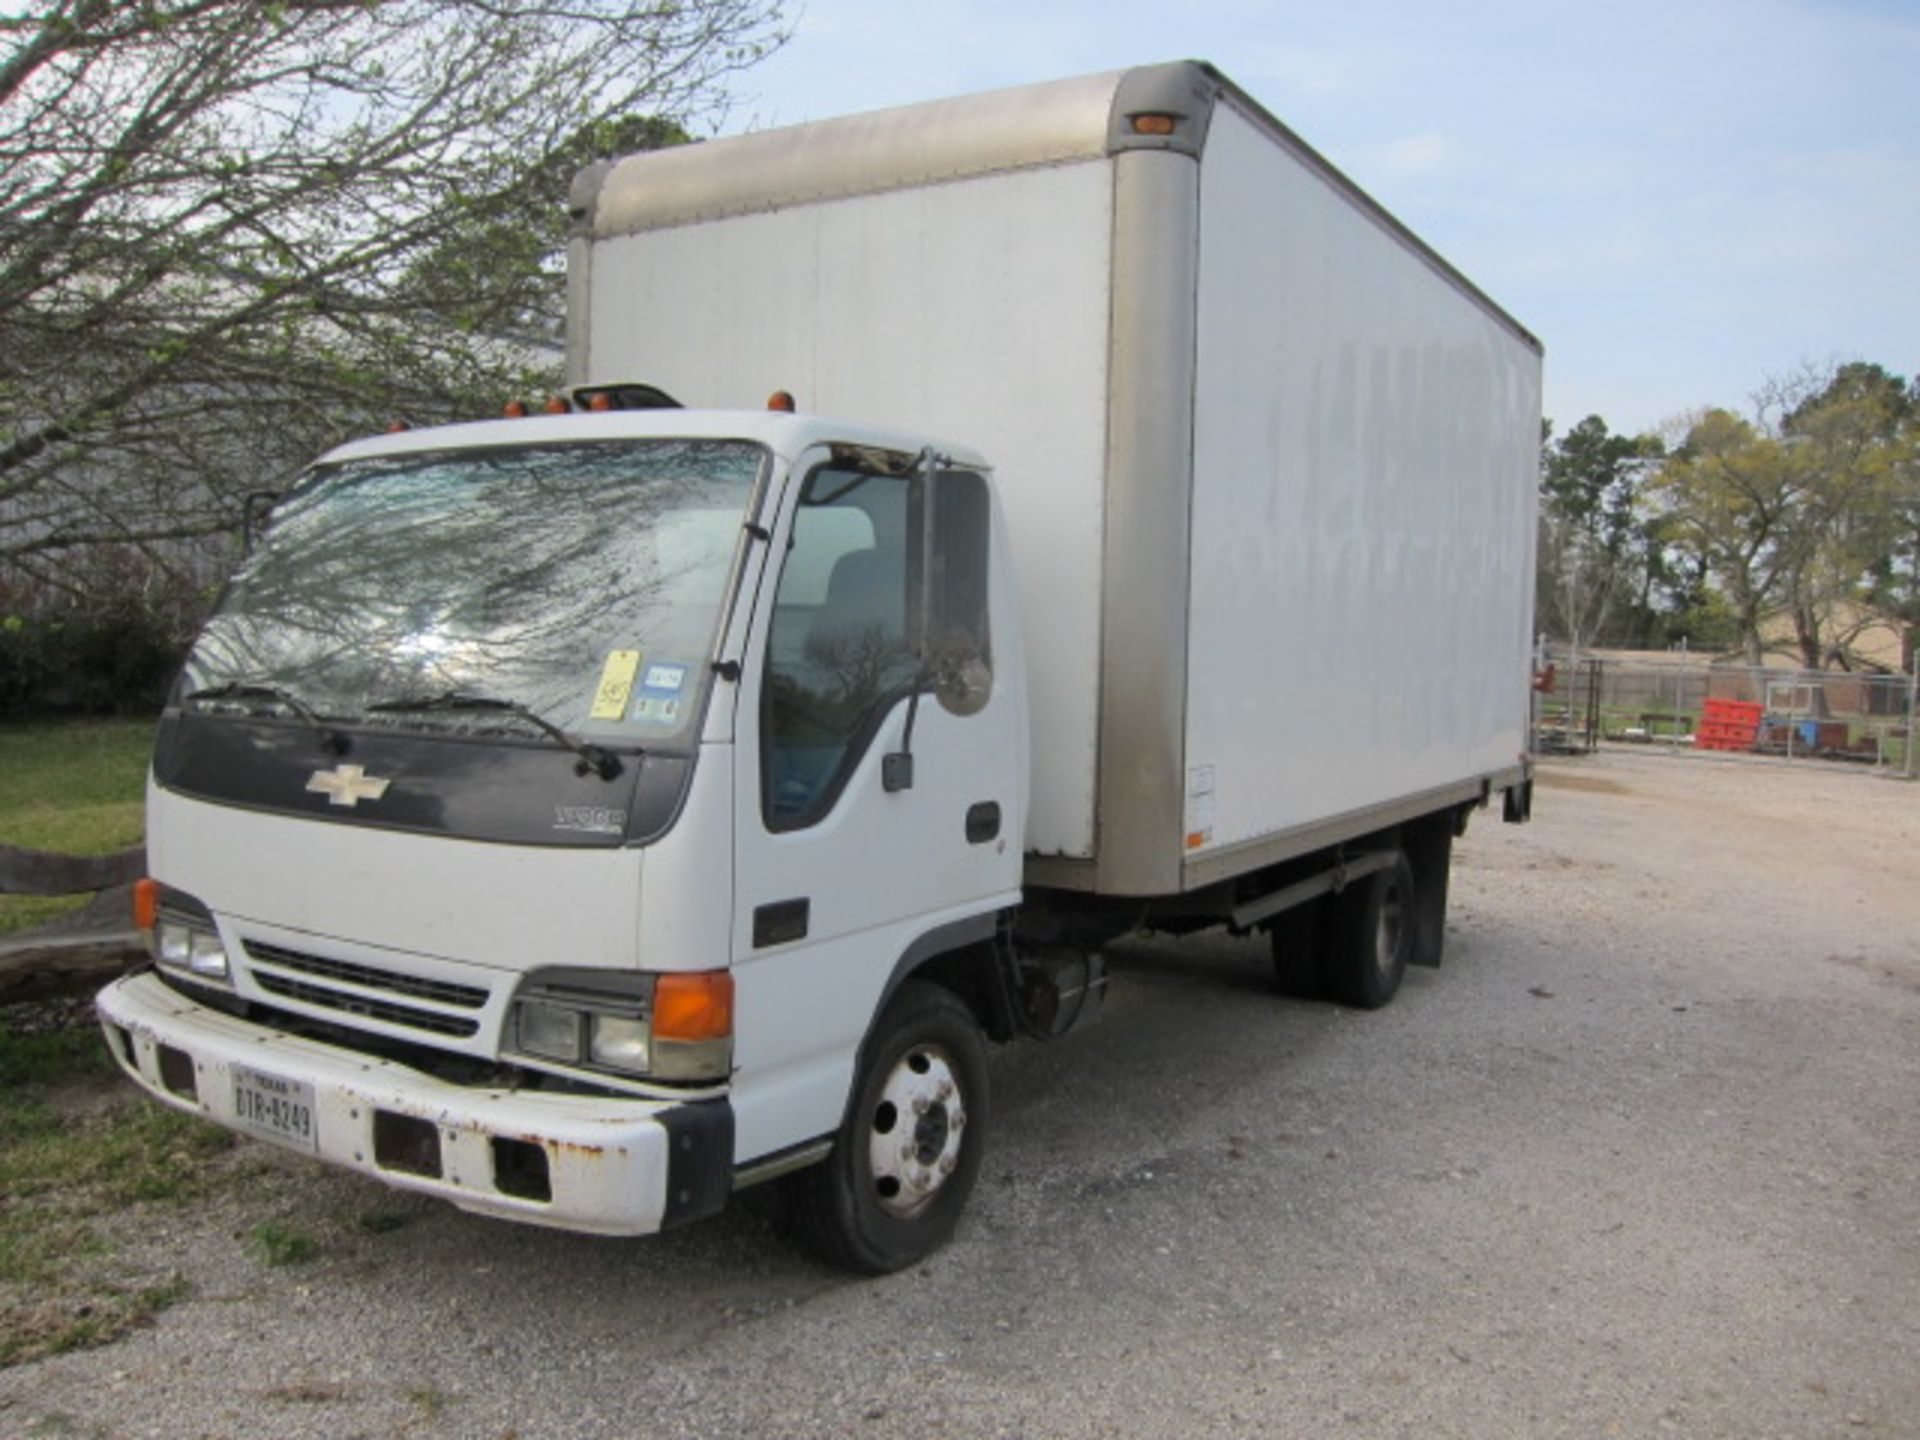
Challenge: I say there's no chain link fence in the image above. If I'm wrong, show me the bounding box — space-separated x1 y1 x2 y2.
1533 649 1919 775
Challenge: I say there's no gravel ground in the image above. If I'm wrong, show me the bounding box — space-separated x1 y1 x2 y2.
5 747 1917 1440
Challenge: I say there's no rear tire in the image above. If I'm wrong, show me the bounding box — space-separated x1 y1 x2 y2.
1324 853 1415 1009
791 980 989 1273
1268 896 1330 999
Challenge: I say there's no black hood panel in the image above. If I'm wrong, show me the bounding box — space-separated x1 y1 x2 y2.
153 714 694 848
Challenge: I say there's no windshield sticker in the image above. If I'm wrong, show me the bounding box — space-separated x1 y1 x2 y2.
631 662 689 724
644 663 687 693
590 650 642 721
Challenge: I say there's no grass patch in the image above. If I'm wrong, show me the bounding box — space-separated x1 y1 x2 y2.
0 1009 232 1368
356 1208 412 1235
247 1221 318 1267
0 718 154 936
0 1271 191 1371
0 1022 109 1090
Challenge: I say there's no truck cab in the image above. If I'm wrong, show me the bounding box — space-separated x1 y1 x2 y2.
100 406 1027 1269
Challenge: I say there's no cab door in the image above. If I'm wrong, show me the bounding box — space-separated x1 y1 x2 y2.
727 447 1024 1159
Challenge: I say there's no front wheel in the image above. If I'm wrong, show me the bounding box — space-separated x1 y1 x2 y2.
791 980 989 1273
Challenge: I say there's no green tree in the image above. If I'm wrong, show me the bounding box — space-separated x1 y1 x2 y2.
1650 364 1914 669
1535 415 1660 650
0 1 783 602
1773 363 1913 668
1651 408 1803 665
1786 364 1920 672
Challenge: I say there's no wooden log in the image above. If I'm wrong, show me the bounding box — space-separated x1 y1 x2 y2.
0 932 144 1002
0 844 145 896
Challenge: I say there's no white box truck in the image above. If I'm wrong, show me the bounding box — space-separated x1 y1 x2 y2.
98 61 1541 1272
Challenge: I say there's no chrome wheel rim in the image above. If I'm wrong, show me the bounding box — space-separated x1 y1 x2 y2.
866 1042 966 1219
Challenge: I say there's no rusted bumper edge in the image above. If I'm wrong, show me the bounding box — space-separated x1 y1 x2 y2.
95 970 733 1237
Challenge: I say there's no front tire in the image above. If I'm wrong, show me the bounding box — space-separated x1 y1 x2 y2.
792 980 989 1273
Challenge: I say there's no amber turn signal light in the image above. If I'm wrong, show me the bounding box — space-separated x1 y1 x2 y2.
132 877 159 932
653 971 734 1041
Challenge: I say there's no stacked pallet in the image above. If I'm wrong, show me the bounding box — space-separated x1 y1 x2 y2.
1694 697 1763 751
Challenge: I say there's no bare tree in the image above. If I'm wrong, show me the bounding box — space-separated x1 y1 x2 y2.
0 1 785 599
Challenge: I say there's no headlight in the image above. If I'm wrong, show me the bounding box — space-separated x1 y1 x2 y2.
515 1001 584 1063
139 882 230 987
155 916 230 983
588 1014 650 1072
506 968 731 1083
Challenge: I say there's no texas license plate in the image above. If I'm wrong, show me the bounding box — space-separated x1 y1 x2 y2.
230 1064 318 1152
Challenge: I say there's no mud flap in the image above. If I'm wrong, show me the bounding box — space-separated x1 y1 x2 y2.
1405 817 1452 968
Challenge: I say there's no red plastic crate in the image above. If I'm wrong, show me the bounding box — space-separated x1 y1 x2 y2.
1695 697 1762 750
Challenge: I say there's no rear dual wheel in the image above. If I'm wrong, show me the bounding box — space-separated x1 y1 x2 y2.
1269 851 1415 1010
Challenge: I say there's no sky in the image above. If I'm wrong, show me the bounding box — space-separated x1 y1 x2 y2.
712 0 1920 440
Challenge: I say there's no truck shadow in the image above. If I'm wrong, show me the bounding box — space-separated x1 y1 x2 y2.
296 925 1423 1337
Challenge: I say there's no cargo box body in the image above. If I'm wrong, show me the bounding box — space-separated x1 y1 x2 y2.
571 61 1541 899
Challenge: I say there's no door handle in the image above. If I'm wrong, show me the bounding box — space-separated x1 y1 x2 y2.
965 802 1001 844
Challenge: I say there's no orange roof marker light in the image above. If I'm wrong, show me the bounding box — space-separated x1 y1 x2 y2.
1131 113 1179 136
589 392 614 412
544 394 571 415
767 389 797 413
503 399 529 417
386 420 410 433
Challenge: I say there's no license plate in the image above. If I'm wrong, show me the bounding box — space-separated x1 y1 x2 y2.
230 1064 318 1152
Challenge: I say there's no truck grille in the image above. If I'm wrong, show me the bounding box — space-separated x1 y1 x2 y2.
244 941 487 1039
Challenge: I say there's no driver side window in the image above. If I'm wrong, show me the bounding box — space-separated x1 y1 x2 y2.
761 466 917 829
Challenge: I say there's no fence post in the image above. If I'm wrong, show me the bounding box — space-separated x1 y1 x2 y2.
1906 661 1918 781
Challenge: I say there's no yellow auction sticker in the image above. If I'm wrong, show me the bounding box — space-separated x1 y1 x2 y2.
590 650 642 721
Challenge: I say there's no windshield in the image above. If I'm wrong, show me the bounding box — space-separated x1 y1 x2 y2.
181 439 765 747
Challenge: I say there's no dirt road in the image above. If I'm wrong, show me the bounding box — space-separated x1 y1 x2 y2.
7 748 1918 1438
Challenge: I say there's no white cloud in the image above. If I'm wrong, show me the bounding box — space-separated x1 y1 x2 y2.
1346 132 1457 183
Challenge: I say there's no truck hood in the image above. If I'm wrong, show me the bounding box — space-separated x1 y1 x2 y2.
147 776 647 975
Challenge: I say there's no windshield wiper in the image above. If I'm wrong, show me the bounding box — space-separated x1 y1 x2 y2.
185 681 349 755
366 691 625 780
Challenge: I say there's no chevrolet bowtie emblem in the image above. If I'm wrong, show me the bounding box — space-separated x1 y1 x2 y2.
306 763 392 808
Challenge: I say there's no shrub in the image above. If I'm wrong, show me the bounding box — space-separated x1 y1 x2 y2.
0 552 213 719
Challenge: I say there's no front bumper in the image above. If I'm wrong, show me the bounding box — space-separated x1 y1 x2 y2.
96 970 731 1236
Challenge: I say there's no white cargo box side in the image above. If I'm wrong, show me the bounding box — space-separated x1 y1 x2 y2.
570 62 1541 901
1175 98 1541 887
